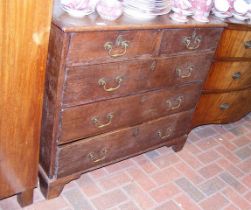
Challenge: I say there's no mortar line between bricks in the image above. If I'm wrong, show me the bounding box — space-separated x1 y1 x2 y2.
124 169 158 208
196 192 229 209
171 188 203 210
150 189 184 208
196 145 224 164
61 193 81 210
125 160 159 189
119 185 150 210
173 157 206 183
218 172 248 195
75 181 100 210
218 190 237 209
243 191 251 205
86 172 108 195
103 160 136 175
174 178 207 204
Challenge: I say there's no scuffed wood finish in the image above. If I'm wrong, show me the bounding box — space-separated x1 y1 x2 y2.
58 110 192 177
204 61 251 91
39 4 224 199
40 135 187 199
0 0 52 206
67 30 160 66
63 53 213 107
192 89 251 125
216 29 251 58
40 25 70 178
60 84 200 143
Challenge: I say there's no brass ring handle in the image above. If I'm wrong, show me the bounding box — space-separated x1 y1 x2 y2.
232 72 241 80
104 35 129 58
219 103 230 111
244 40 251 49
88 148 107 163
92 113 113 128
176 65 193 78
166 96 183 110
98 76 123 92
183 31 202 50
157 128 173 140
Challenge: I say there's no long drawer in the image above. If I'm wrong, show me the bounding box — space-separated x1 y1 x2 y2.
60 84 200 143
57 110 193 177
204 61 251 91
63 53 212 107
193 88 251 125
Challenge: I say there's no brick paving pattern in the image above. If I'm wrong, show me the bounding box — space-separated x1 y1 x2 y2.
1 113 251 210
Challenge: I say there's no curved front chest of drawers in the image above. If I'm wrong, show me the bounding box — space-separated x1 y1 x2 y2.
39 2 224 199
193 22 251 126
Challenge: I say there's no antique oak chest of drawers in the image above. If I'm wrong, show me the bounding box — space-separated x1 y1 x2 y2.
193 22 251 126
39 2 224 199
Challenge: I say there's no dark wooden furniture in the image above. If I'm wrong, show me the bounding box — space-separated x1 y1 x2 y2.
193 22 251 126
0 0 52 207
39 1 224 199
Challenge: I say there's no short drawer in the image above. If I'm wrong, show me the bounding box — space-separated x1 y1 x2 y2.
63 53 212 107
66 30 159 65
204 61 251 91
192 88 251 126
57 111 192 177
60 84 200 143
216 29 251 58
160 28 222 55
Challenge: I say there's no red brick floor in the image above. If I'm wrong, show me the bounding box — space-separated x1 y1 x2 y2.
1 113 251 210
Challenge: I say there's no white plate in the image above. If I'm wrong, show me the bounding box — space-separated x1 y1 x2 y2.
124 8 156 19
233 13 249 20
61 5 94 17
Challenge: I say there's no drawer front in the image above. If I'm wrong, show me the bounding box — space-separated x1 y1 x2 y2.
216 29 251 58
60 84 200 143
63 54 212 107
67 30 160 65
192 88 251 126
160 28 222 55
204 61 251 91
57 111 192 177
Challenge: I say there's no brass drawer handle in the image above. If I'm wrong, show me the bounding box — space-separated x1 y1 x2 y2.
232 72 241 80
104 35 129 58
176 65 193 78
92 113 113 128
88 148 107 163
157 128 173 140
98 76 123 92
166 96 183 110
219 103 230 111
183 31 202 50
244 40 251 49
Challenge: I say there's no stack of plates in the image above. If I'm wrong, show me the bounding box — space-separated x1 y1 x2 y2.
123 0 172 19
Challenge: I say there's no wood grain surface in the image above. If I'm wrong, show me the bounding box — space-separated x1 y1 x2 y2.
0 0 52 203
216 29 251 58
